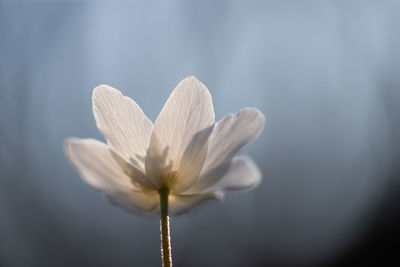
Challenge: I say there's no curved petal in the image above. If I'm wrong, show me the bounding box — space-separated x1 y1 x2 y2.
92 84 153 170
173 125 214 193
147 76 215 178
169 191 224 216
107 190 159 216
65 138 158 214
201 108 264 175
186 157 261 194
64 138 135 192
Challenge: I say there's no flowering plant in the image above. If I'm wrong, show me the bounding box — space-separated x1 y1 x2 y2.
65 76 264 266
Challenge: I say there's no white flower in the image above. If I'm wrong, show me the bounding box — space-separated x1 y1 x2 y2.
65 76 264 216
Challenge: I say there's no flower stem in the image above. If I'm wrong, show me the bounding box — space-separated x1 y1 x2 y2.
159 187 172 267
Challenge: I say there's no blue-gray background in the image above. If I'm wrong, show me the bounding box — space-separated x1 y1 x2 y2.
1 1 399 266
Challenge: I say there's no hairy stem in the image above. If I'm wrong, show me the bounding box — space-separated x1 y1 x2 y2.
159 187 172 267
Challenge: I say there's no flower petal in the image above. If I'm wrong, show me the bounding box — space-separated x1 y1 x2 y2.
64 138 134 192
109 149 155 190
169 191 224 216
173 125 214 193
92 84 153 170
147 76 215 174
144 124 214 192
201 108 264 175
187 157 261 194
65 138 158 214
144 133 167 188
107 190 159 216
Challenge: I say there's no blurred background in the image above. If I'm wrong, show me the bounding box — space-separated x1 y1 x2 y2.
1 1 399 266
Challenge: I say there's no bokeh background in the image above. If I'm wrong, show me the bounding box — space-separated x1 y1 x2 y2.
1 1 399 266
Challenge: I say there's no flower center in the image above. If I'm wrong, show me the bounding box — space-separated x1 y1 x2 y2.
160 169 178 190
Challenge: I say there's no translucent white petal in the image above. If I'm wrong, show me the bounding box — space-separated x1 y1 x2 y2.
144 132 169 188
64 138 134 192
92 84 153 170
144 125 214 192
186 157 261 194
107 190 159 216
173 125 214 193
109 149 155 190
147 76 215 181
65 138 158 214
201 108 264 175
169 191 224 216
